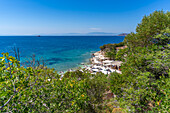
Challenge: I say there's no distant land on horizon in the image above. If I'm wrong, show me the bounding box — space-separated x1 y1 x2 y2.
1 32 129 36
33 32 118 36
118 33 129 36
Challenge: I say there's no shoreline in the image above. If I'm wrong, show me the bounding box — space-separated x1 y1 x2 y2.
59 50 122 75
57 53 94 74
86 50 122 74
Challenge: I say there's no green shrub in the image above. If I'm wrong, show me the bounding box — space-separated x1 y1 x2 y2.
109 10 170 112
0 53 109 112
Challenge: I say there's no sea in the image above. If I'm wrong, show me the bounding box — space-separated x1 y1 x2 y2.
0 36 124 71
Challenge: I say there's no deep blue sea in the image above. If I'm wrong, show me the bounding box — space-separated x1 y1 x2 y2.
0 36 124 71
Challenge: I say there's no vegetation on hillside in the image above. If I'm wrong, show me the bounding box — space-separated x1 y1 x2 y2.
0 52 109 112
0 10 169 112
100 42 125 51
109 10 170 112
100 42 125 60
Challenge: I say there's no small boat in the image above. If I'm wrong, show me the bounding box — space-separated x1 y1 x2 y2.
37 35 41 37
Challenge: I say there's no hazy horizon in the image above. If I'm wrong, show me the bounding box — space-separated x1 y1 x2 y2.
0 32 122 36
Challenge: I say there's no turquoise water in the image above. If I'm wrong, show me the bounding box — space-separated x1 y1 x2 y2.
0 36 124 71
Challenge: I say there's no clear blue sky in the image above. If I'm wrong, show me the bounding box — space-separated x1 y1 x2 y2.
0 0 169 35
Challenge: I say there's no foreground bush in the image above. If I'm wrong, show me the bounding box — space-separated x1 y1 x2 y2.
0 53 108 112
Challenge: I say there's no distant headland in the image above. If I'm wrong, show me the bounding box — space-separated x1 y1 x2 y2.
118 33 129 36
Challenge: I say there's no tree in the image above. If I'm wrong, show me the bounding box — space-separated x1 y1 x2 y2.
105 49 116 60
109 10 170 112
125 10 170 48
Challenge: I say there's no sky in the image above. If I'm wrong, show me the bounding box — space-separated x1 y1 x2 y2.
0 0 169 36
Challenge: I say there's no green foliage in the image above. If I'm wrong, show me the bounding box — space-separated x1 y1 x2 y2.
0 54 108 112
100 43 115 51
0 52 59 112
109 10 170 112
100 42 125 51
115 48 128 61
125 10 170 48
154 27 170 46
101 42 126 60
105 49 116 60
110 45 170 112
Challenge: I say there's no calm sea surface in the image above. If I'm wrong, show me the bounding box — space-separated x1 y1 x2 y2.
0 36 124 71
